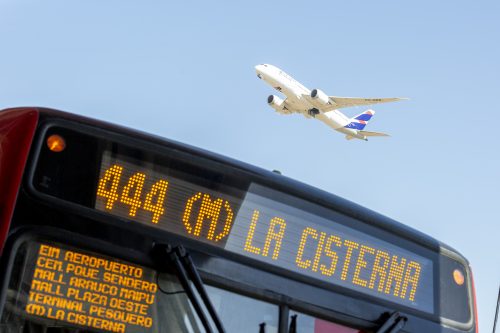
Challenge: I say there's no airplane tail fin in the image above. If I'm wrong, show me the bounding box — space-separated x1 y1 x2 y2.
344 110 375 130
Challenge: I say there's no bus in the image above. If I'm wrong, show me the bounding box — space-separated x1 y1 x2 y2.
0 107 478 333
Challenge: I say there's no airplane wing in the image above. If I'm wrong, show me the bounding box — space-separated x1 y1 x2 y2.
358 130 390 137
324 97 406 111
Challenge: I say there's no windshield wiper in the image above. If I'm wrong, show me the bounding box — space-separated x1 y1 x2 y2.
288 314 297 333
375 312 407 333
155 244 226 333
176 245 226 333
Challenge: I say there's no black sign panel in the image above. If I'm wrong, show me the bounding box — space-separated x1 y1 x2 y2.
95 151 434 313
19 242 158 333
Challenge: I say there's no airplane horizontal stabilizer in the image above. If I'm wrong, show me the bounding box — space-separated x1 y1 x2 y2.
359 130 390 137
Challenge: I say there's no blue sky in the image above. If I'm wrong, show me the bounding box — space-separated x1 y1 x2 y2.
1 0 499 330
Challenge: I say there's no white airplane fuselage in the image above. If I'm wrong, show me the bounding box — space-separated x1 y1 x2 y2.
255 64 373 140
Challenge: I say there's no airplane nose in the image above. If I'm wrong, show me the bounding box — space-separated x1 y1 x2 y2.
255 65 264 79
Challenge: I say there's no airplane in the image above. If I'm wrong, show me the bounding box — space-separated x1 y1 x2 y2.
255 64 406 141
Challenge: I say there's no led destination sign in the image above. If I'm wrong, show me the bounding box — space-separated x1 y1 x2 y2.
95 152 434 313
22 242 157 333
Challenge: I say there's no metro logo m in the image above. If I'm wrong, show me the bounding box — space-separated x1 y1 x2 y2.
182 193 234 242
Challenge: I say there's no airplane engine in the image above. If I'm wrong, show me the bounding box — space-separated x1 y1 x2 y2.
267 95 284 112
310 89 330 106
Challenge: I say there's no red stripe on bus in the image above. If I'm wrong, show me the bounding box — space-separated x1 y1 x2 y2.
0 108 39 254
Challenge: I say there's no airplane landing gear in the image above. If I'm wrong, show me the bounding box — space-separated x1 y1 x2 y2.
308 108 320 117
